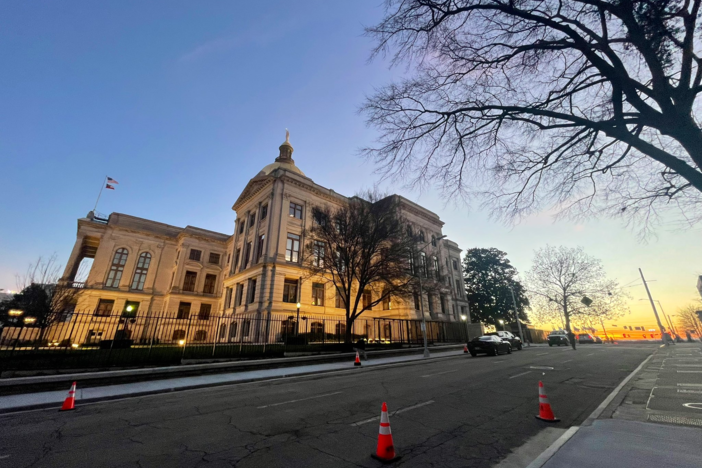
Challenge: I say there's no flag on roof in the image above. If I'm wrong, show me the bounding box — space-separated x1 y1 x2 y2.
106 184 115 190
107 177 119 184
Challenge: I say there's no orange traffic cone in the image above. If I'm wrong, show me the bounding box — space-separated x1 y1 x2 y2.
60 382 77 411
354 351 362 367
371 402 401 463
463 344 469 354
535 381 559 422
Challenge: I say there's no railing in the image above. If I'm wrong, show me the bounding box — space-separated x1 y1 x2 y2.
0 311 470 373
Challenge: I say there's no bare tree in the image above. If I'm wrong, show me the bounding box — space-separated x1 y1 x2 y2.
1 255 80 344
363 0 702 235
675 302 702 337
304 192 420 344
579 281 630 340
527 245 613 349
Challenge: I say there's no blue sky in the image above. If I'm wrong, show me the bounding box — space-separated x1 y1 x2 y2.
1 1 700 326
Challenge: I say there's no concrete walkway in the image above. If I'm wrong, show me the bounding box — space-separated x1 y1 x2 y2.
0 348 466 413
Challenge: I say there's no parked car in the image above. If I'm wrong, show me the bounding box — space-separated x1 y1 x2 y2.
486 331 523 350
593 335 603 344
548 331 570 346
577 333 596 344
467 335 512 357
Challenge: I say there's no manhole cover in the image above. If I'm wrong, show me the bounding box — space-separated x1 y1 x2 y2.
648 414 702 427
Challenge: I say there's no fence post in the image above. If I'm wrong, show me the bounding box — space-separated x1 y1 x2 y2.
322 319 325 346
181 316 193 361
212 315 221 357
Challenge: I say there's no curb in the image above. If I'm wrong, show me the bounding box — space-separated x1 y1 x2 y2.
525 351 656 468
0 349 467 415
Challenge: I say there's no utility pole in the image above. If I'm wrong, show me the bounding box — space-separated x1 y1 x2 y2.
509 285 529 347
639 268 667 343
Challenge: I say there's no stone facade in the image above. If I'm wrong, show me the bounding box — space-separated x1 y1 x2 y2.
61 135 471 326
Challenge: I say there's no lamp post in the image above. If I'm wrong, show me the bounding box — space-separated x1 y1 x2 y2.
498 319 505 331
296 302 301 336
460 314 470 342
415 234 447 358
508 285 529 347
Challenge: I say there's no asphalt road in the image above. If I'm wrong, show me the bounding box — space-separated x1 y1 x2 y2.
0 344 654 468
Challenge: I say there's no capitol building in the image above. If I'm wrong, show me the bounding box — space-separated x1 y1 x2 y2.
60 135 473 342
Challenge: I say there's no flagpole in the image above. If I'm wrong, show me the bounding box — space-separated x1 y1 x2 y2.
93 176 107 212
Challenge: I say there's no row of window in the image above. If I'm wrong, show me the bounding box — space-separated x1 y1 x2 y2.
187 249 222 265
106 249 152 290
238 204 270 234
412 291 450 315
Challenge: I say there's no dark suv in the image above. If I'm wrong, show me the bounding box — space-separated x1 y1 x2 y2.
486 331 523 350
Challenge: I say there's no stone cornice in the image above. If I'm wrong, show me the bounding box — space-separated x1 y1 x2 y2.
232 178 274 212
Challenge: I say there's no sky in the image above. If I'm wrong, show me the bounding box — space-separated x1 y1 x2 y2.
1 1 700 331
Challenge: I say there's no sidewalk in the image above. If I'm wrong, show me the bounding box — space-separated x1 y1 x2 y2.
0 347 465 413
529 343 702 468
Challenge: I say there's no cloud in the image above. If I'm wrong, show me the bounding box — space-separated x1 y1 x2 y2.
178 18 300 63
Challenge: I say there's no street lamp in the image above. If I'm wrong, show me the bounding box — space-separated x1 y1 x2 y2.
23 316 36 325
508 285 529 347
498 319 505 331
415 234 447 358
460 314 470 342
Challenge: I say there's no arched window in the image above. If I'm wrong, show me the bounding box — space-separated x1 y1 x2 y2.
406 225 413 238
229 322 238 341
172 329 186 341
130 252 152 291
335 323 346 337
431 235 436 247
311 322 324 339
194 330 207 342
282 320 296 336
219 323 227 340
418 231 425 243
106 248 128 288
383 323 392 340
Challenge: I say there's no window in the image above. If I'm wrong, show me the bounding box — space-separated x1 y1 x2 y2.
313 241 325 267
194 330 207 342
289 202 303 219
440 295 447 314
257 235 265 261
239 220 245 234
313 210 327 226
249 213 256 228
198 304 212 320
122 301 139 317
452 259 458 271
362 290 372 309
242 319 251 337
383 323 392 340
431 235 437 247
420 252 427 276
94 299 114 317
418 231 425 242
203 274 217 294
382 293 392 310
177 302 191 320
225 287 233 309
189 249 202 261
312 283 325 306
413 292 420 310
285 233 300 262
283 279 299 303
311 322 324 337
455 279 462 297
219 323 227 340
282 320 296 336
235 284 244 306
209 252 221 265
172 329 186 341
227 253 231 265
229 322 238 341
247 278 257 304
335 290 346 309
335 247 346 272
183 271 197 292
261 204 268 220
243 242 252 268
105 248 128 288
335 323 346 338
130 252 151 290
407 225 413 238
427 293 435 314
408 251 415 275
234 248 241 270
432 256 439 278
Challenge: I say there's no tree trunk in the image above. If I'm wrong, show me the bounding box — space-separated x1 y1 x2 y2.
564 301 576 350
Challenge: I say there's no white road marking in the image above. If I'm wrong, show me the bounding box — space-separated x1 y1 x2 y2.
421 369 458 378
562 360 573 363
675 364 702 367
678 389 702 394
537 353 549 356
677 370 702 374
682 403 702 410
530 366 554 370
586 353 595 356
257 391 343 409
493 360 506 363
0 455 9 460
678 383 702 387
509 371 532 379
350 400 435 426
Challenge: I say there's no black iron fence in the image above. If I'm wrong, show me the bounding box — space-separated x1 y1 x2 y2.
0 311 470 373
